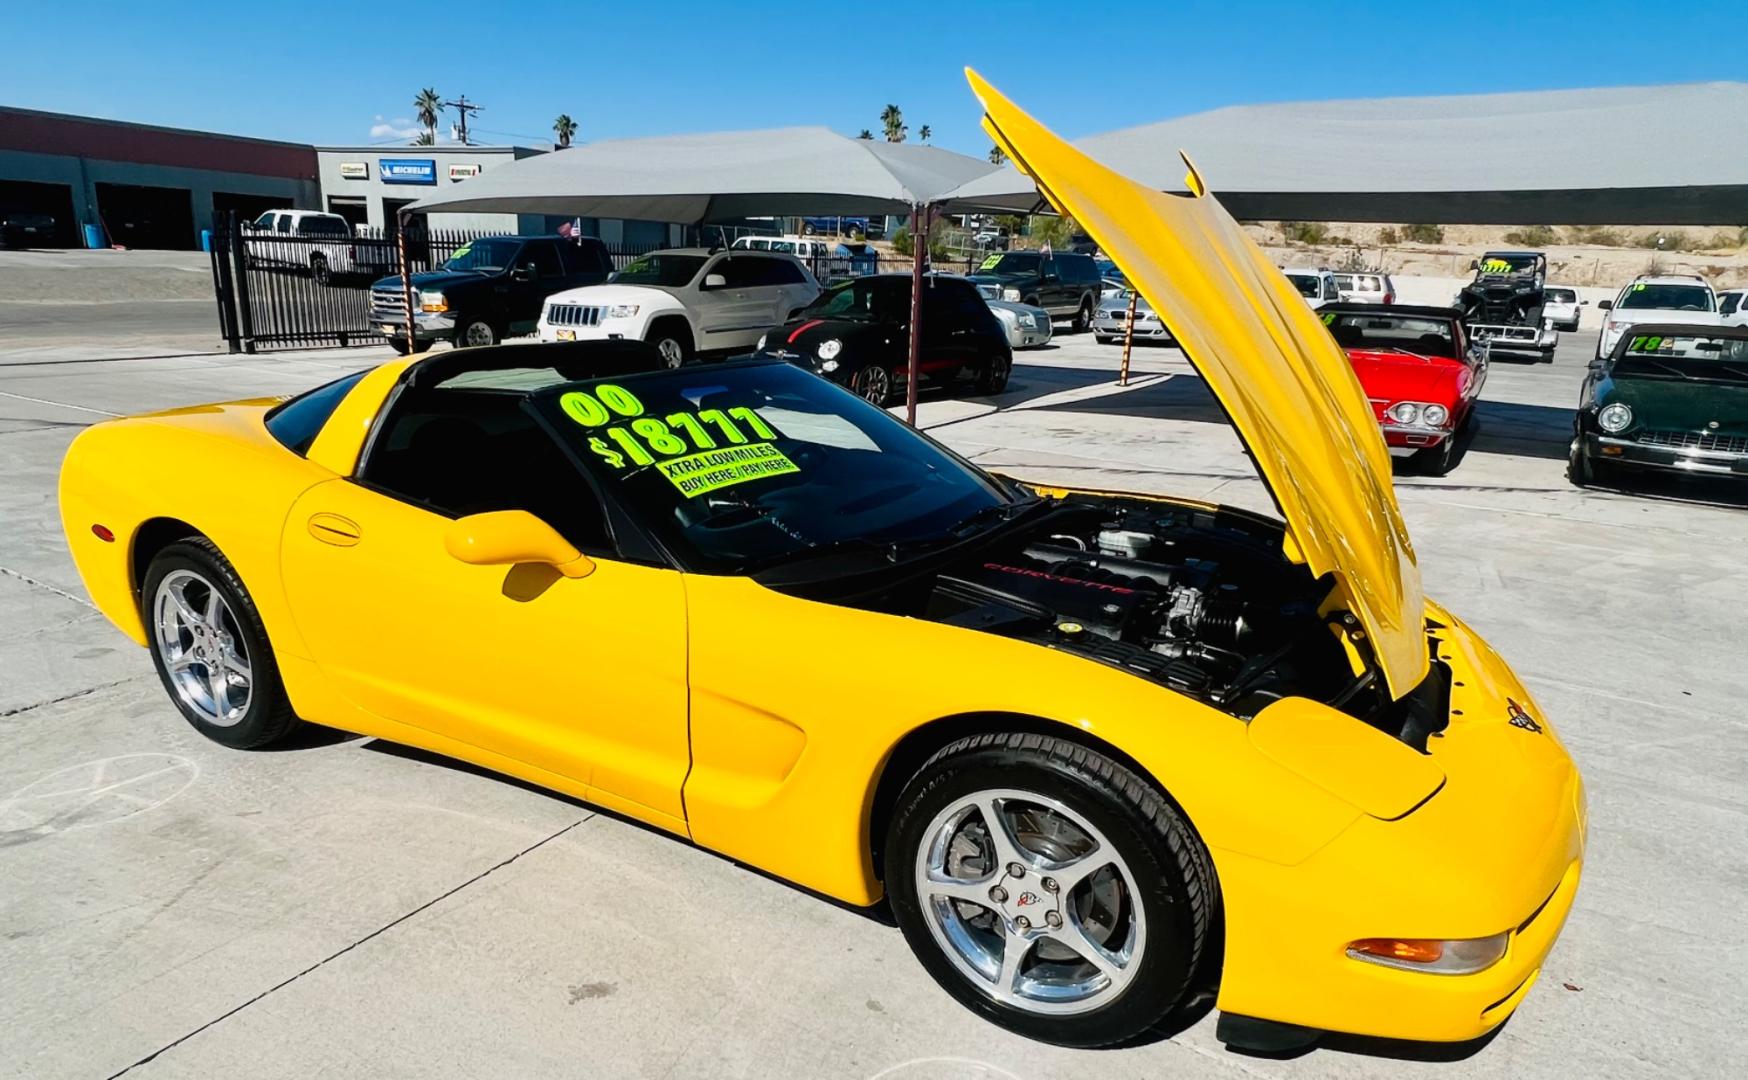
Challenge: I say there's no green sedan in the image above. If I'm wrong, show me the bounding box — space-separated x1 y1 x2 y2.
1570 323 1748 486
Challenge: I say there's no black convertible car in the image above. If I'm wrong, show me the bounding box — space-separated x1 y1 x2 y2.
752 274 1013 405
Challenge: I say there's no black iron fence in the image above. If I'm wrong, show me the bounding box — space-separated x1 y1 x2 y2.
207 210 984 353
208 212 664 353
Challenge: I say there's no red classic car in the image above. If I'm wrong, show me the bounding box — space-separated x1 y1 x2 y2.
1322 303 1488 475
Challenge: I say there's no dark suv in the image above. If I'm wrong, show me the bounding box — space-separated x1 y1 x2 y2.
368 235 612 353
965 250 1103 330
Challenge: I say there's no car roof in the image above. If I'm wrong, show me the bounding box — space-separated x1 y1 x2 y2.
1280 266 1331 275
1625 274 1710 286
1481 250 1542 258
1319 302 1460 320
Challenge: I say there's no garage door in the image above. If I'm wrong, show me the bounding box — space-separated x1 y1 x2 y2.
95 182 196 250
0 180 78 247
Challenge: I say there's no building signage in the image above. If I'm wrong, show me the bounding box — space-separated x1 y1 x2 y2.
379 158 437 185
337 161 369 180
448 163 483 180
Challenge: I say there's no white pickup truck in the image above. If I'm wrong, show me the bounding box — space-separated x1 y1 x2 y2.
243 210 359 283
538 248 820 367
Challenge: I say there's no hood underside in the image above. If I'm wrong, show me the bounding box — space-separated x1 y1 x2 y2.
966 70 1428 699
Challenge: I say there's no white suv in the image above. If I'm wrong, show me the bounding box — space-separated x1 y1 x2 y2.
245 210 357 283
539 248 820 367
1282 267 1342 309
1596 274 1720 358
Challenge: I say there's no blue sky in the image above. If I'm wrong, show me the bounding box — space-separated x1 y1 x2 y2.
2 1 1735 153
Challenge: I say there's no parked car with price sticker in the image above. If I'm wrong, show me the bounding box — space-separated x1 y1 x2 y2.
1569 324 1748 487
57 70 1583 1057
367 235 613 353
539 248 821 368
1595 274 1722 360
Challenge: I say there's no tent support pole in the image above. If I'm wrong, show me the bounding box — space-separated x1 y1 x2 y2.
398 210 416 352
905 203 929 426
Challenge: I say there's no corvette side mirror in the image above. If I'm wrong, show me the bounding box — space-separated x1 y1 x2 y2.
444 510 595 578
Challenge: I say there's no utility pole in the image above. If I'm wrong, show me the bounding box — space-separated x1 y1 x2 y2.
443 95 482 145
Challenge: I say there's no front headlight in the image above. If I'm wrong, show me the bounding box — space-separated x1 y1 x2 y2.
1385 401 1421 425
1001 287 1021 302
418 290 447 313
605 303 640 319
1598 402 1633 433
1421 403 1450 428
1347 932 1510 975
819 359 840 373
817 338 843 360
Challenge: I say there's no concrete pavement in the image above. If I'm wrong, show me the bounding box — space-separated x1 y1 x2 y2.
2 329 1743 1079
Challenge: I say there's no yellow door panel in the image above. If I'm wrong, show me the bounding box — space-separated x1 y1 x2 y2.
279 477 690 823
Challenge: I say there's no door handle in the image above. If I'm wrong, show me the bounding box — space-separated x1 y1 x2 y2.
308 513 362 547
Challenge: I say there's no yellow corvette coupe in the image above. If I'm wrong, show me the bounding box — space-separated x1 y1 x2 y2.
58 74 1583 1052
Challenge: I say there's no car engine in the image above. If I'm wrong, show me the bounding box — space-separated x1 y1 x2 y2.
917 493 1351 716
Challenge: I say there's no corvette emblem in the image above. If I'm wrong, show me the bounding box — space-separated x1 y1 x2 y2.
1016 891 1041 907
1506 698 1543 734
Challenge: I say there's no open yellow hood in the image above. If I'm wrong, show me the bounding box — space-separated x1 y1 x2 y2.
968 70 1428 699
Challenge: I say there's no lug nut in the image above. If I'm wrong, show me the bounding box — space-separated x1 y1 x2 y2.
1007 862 1025 878
1042 877 1058 894
990 886 1008 903
1015 915 1031 930
1045 911 1062 928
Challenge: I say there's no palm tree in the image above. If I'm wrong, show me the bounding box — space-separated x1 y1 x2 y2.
918 125 931 143
414 88 443 144
988 144 1007 165
857 129 873 140
553 114 577 149
413 131 435 146
881 104 906 143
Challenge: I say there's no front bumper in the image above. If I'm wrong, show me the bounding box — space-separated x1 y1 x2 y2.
1214 612 1586 1043
1581 433 1748 477
1381 424 1454 456
536 320 638 344
1471 323 1557 351
368 311 454 342
1091 313 1172 339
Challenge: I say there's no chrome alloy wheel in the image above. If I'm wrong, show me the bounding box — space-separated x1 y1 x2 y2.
853 364 891 404
655 337 685 369
915 788 1146 1015
462 320 497 347
152 569 251 726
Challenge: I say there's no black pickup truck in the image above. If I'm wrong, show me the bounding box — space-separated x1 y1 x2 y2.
369 235 612 353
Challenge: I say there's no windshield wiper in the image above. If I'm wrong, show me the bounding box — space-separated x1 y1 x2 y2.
1626 357 1700 380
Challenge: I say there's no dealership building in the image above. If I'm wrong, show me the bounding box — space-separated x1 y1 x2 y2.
0 106 680 250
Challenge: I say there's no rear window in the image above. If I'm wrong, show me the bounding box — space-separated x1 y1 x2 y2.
1546 288 1577 303
265 371 369 456
299 216 351 236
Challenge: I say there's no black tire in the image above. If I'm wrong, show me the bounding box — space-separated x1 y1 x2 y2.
801 223 817 236
1072 296 1094 332
1095 335 1115 345
1539 347 1555 364
388 336 414 356
975 348 1013 395
1567 438 1596 487
884 732 1216 1048
646 318 694 369
455 318 498 348
1413 434 1459 476
141 538 298 750
310 253 331 286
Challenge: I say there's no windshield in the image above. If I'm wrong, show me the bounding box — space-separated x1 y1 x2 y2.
1478 254 1540 275
975 252 1041 276
1616 284 1713 311
443 238 521 274
798 277 910 322
1614 333 1748 381
1325 312 1457 356
530 362 1009 574
1285 274 1321 298
612 253 707 287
